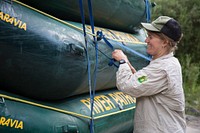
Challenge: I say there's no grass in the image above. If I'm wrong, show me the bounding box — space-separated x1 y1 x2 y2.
179 54 200 116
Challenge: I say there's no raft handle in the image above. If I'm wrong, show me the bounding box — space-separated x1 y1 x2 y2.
0 97 5 105
69 43 84 56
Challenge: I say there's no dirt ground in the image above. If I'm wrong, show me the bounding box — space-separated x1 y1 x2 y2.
186 115 200 133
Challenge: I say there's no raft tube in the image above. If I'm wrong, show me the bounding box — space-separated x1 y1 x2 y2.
0 89 136 133
0 0 149 100
17 0 148 33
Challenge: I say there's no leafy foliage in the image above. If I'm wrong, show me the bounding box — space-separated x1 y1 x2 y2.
180 55 200 111
151 0 200 62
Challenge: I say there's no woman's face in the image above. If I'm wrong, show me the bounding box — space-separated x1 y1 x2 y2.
145 32 167 59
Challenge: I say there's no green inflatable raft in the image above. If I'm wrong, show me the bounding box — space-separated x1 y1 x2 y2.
17 0 147 33
0 0 152 132
0 0 150 100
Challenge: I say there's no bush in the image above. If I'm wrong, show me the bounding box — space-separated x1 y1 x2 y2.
180 54 200 114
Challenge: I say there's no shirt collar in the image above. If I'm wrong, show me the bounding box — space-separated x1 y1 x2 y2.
151 52 174 62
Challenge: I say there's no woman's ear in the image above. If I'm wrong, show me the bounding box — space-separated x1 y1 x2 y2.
162 40 169 48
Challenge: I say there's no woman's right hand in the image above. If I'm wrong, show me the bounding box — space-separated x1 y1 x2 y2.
112 49 136 74
112 49 129 62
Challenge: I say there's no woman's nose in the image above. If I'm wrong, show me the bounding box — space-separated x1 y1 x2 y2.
145 37 149 43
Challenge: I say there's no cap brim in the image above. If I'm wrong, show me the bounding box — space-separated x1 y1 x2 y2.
141 23 160 32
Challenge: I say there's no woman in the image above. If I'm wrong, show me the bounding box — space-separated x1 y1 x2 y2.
112 16 186 133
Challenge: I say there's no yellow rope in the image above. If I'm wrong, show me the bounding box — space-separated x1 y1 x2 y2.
12 0 87 34
12 0 146 45
0 93 135 120
0 94 91 119
94 106 135 120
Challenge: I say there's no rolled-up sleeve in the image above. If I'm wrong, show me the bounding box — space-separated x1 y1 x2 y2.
116 63 168 98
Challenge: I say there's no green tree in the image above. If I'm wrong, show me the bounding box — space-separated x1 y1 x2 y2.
151 0 200 62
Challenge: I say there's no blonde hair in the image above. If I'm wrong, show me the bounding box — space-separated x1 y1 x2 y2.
148 31 183 53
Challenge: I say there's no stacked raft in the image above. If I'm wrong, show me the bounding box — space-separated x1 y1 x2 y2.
0 0 151 132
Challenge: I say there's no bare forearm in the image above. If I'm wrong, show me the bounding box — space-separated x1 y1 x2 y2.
127 61 136 74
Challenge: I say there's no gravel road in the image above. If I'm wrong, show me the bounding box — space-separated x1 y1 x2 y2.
186 115 200 133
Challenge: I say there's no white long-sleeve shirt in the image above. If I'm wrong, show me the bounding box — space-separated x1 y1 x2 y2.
116 53 186 133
